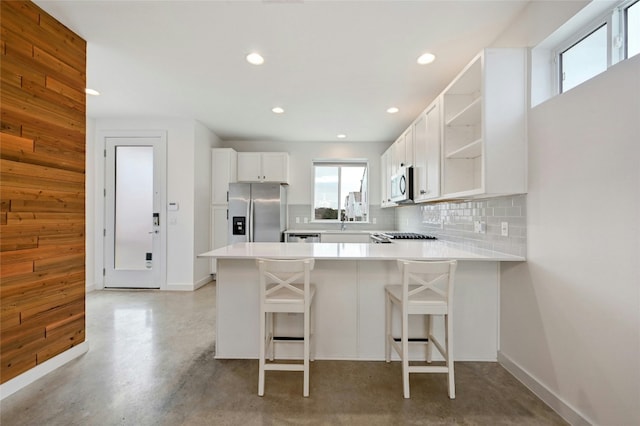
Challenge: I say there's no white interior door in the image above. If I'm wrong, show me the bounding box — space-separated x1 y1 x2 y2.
104 136 166 288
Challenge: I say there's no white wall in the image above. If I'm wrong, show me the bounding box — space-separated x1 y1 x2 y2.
222 140 391 205
193 121 221 287
91 118 217 291
500 55 640 425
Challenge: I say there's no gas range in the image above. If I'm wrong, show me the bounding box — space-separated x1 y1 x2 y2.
370 232 437 244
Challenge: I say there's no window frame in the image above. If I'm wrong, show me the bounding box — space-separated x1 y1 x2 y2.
311 159 369 223
558 22 608 93
624 0 640 59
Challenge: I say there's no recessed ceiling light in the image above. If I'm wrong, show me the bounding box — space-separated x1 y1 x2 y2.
271 107 284 114
85 88 100 96
337 134 347 139
246 52 265 65
417 52 436 65
387 107 399 114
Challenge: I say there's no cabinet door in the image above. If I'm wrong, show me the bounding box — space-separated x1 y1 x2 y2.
413 113 428 201
393 135 405 172
210 205 228 274
237 152 262 182
211 148 237 204
404 127 414 167
261 152 289 183
380 152 387 207
425 100 441 199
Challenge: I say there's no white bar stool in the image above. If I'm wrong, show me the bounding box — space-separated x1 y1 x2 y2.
256 258 316 397
385 259 457 399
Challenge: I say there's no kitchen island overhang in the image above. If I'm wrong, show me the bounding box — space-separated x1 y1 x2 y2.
199 242 524 361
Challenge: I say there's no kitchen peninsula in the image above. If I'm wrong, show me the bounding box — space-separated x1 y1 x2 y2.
200 241 524 361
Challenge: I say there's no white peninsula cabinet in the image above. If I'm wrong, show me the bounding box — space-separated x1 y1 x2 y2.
210 148 237 274
442 48 527 198
237 152 289 184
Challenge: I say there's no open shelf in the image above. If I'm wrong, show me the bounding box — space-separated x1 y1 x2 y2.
445 97 481 127
446 139 482 159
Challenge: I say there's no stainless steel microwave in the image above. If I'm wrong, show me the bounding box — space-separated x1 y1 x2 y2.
390 166 414 203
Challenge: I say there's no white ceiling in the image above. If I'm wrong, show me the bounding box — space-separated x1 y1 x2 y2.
34 0 535 143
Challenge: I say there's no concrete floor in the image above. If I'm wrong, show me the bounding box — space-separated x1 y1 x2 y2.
1 283 567 425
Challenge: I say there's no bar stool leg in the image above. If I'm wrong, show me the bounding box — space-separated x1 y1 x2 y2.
402 307 410 399
446 314 455 399
426 314 433 363
385 292 392 363
258 310 266 396
303 302 311 397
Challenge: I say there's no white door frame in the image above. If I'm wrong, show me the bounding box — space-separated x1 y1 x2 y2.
98 130 167 290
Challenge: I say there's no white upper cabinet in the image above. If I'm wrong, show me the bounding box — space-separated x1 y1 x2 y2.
237 152 290 184
403 127 414 167
211 148 237 204
441 48 527 198
380 147 391 207
413 98 441 202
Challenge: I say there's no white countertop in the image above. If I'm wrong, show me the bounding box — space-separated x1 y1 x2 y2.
199 241 525 262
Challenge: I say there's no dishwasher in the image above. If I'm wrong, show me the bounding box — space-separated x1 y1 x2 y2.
286 233 321 243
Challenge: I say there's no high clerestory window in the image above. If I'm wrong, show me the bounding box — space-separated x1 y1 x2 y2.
557 0 639 94
313 161 368 222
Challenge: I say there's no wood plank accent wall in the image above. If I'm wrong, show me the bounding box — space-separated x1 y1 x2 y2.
0 1 86 384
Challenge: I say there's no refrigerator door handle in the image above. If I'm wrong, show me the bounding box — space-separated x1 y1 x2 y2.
249 198 254 242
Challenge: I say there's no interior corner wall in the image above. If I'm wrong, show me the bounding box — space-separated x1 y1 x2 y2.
499 55 640 425
93 118 199 290
193 121 221 288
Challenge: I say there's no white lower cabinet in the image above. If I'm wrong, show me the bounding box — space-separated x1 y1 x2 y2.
320 232 370 243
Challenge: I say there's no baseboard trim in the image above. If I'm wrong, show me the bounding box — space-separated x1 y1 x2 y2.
497 351 592 426
165 282 194 291
194 276 213 290
0 342 90 400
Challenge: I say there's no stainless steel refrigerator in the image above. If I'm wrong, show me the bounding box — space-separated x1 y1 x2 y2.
228 183 287 243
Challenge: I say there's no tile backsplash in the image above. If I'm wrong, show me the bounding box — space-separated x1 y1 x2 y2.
396 194 527 257
287 195 526 256
287 204 395 231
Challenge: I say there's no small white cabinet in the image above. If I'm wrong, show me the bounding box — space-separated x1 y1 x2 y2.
237 152 289 184
211 148 237 204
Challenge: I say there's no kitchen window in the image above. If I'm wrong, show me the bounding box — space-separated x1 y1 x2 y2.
560 24 608 93
313 161 368 222
555 0 639 94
